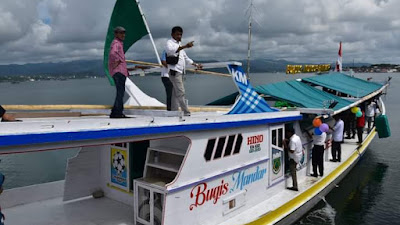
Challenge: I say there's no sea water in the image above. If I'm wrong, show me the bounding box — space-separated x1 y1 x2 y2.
0 72 399 225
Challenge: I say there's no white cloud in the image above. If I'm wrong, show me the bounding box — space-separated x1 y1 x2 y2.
0 0 399 65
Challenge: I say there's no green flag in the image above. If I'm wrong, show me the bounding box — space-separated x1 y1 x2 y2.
104 0 148 86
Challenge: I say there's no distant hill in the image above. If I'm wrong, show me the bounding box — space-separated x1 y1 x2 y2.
241 59 295 72
0 60 104 76
0 59 373 76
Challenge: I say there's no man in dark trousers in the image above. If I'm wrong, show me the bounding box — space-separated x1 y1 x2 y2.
356 110 366 144
108 26 139 118
344 110 356 139
311 131 326 177
330 115 344 162
160 50 173 111
283 127 303 191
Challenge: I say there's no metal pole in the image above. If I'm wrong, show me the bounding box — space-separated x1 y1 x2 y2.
247 20 252 79
136 0 162 65
246 0 253 80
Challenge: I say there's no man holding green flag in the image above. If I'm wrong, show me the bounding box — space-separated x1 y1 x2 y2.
108 26 131 118
104 0 150 117
104 0 148 85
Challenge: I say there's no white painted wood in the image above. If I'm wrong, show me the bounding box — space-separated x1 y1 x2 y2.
147 162 180 173
148 146 186 156
149 136 190 151
0 111 300 137
168 125 271 190
134 180 166 225
0 180 64 209
3 196 134 225
63 146 101 201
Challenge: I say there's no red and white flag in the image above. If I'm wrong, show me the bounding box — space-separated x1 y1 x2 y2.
335 42 342 72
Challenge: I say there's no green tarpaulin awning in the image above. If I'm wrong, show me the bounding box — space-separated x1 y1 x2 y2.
209 80 353 111
302 72 383 97
255 80 353 110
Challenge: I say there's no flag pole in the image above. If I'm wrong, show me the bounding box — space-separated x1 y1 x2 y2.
136 0 162 65
246 0 253 80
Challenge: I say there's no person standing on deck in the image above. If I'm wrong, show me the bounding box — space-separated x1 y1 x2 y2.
165 26 202 116
284 127 302 191
366 101 376 132
108 26 137 118
311 131 326 177
356 110 366 144
160 50 173 111
329 115 344 162
0 105 16 122
344 110 356 139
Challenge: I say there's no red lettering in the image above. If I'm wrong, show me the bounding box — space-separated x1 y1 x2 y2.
190 183 207 211
222 182 229 195
247 135 264 145
212 187 219 204
189 180 229 211
206 188 213 201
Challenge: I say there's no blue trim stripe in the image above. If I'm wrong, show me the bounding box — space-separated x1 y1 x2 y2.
0 115 302 148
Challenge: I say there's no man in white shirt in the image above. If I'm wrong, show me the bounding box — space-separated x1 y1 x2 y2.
311 131 326 177
366 101 376 132
284 127 303 191
330 115 344 162
165 26 202 116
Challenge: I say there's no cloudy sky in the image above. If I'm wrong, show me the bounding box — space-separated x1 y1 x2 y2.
0 0 399 65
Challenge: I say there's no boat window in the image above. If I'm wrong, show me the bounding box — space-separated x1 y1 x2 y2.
272 130 277 146
224 135 236 156
278 128 283 148
204 134 242 162
214 137 226 159
233 134 243 154
271 127 284 150
204 138 216 161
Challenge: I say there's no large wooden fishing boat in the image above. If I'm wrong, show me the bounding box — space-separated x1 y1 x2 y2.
0 1 391 224
0 62 391 225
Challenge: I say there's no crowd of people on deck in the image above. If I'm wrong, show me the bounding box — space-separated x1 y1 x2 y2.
284 98 381 192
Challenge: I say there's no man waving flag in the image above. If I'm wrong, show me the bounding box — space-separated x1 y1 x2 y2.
103 0 148 86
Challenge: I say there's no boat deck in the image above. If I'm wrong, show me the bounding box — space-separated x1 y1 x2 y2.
2 131 374 225
4 196 134 225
